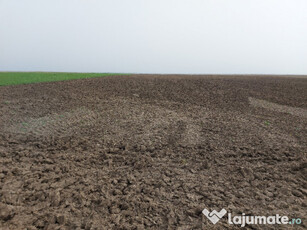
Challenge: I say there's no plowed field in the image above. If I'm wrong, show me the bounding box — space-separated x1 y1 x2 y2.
0 75 306 229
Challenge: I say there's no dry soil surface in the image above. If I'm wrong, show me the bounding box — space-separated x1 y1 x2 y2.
0 75 306 229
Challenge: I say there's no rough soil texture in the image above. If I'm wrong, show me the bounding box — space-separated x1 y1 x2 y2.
0 75 306 229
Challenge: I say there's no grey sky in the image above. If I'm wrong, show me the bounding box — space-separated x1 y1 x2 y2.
0 0 306 74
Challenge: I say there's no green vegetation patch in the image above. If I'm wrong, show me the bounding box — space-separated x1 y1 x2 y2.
0 72 127 86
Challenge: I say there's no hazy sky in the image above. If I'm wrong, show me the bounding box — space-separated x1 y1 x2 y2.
0 0 306 74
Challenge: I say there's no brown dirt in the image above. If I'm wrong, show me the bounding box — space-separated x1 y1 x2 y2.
0 75 306 229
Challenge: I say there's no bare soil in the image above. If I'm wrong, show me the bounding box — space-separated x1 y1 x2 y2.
0 75 306 229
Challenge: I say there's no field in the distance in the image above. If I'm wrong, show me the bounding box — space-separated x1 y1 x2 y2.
0 75 306 229
0 72 126 86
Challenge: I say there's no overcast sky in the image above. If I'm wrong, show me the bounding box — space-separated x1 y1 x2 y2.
0 0 306 74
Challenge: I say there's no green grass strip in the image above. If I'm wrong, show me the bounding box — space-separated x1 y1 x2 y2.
0 72 127 86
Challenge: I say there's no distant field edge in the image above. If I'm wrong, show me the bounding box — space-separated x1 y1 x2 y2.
0 72 129 86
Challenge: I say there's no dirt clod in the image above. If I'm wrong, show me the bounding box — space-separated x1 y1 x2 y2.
0 203 15 221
